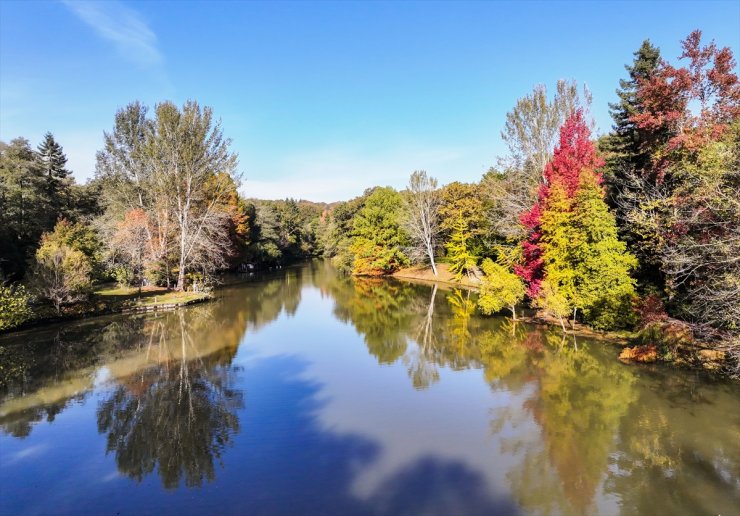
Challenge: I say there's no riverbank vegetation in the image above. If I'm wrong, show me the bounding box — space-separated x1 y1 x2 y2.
317 31 739 374
1 30 738 377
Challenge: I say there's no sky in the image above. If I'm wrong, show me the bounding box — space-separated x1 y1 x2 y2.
1 1 738 202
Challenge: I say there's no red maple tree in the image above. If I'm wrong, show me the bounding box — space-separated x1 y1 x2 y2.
632 30 740 179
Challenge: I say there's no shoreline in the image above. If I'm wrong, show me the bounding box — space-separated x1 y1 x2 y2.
390 264 732 378
1 289 213 336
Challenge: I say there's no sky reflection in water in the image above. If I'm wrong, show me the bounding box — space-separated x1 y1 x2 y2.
0 262 738 515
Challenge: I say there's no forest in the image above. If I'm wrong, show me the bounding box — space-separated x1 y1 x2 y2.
1 31 738 375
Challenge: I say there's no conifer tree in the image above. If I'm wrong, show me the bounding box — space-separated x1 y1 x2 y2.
445 213 477 281
599 40 665 289
36 132 72 215
519 111 637 330
516 110 603 296
539 170 637 329
601 40 663 181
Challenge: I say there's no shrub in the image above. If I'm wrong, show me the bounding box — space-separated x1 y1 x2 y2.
0 284 33 331
31 239 92 313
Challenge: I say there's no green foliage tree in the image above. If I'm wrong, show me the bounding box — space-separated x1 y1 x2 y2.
477 258 526 319
31 229 93 313
1 134 99 282
46 218 105 280
350 187 408 275
445 213 477 281
599 40 664 289
0 284 33 331
321 190 372 273
0 138 49 279
439 181 486 256
539 171 637 330
601 40 663 181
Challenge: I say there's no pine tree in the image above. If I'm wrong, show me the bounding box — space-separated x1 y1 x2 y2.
598 41 665 291
601 40 663 182
518 111 638 330
36 132 72 215
0 138 49 279
572 171 637 329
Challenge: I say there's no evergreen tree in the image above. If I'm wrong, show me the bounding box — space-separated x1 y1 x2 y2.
601 40 663 182
599 40 664 290
445 213 477 281
36 132 72 213
0 138 49 279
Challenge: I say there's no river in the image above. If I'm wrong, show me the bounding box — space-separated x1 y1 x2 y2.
0 261 738 515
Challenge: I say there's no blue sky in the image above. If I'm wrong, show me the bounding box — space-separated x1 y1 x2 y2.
1 1 738 201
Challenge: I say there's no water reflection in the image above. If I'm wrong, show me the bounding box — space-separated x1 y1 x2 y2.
0 261 738 514
97 311 242 489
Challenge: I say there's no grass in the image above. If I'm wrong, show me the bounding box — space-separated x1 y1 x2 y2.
93 284 209 307
134 290 210 307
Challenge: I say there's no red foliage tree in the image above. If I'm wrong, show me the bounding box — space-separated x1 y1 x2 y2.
515 110 604 296
632 30 740 179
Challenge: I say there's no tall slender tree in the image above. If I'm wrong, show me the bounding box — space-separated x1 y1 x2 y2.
515 110 603 296
599 40 665 289
601 40 663 183
403 170 441 275
36 132 74 221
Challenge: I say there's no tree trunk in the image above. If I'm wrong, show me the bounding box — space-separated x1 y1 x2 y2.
571 307 577 329
511 305 517 321
559 316 566 332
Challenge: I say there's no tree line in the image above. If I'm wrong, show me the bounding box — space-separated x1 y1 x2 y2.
1 30 738 361
0 101 325 326
317 31 739 357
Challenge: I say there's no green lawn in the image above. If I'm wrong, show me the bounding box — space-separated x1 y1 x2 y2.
93 285 211 308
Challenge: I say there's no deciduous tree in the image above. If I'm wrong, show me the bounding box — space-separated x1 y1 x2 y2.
403 170 441 275
350 187 408 275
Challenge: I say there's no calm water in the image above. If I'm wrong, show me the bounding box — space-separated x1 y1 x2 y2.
0 262 738 515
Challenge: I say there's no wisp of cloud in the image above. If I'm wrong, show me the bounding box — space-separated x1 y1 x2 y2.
62 0 162 67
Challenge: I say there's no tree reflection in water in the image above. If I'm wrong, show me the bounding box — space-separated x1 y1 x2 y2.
96 310 243 489
327 275 639 514
1 262 737 513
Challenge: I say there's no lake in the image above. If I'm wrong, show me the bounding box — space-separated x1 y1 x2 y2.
1 261 738 515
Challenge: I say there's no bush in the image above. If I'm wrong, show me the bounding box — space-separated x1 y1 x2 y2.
0 284 33 331
31 239 92 313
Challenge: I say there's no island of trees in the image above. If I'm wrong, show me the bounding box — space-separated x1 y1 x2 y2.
1 31 738 376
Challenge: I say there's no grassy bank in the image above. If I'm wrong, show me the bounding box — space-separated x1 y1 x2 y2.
2 285 212 334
